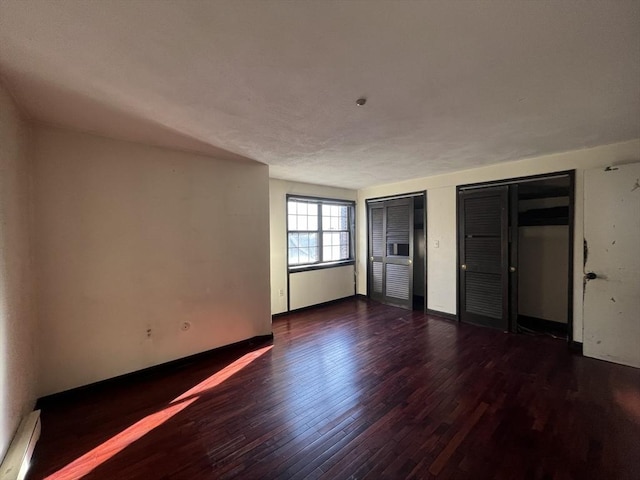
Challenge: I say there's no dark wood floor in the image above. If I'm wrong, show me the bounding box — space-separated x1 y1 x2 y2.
29 298 640 479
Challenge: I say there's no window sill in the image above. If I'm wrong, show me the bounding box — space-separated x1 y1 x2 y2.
288 260 355 274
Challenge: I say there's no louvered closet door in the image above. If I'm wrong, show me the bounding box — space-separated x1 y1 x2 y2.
368 198 414 310
383 199 413 309
369 204 385 303
459 186 508 329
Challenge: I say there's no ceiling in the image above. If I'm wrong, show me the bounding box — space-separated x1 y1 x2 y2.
0 1 638 189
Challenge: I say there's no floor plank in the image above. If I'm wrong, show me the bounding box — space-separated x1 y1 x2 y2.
28 298 640 479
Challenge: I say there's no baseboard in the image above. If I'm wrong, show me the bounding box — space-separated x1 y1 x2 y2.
0 410 41 480
36 333 273 409
356 294 368 300
272 295 358 318
569 341 583 355
426 309 458 322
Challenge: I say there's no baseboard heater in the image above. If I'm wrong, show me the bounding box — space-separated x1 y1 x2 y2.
0 410 41 480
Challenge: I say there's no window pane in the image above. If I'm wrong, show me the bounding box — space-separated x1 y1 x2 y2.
288 233 297 248
288 201 319 232
340 212 348 230
321 203 349 232
308 209 318 228
288 232 320 265
323 232 334 247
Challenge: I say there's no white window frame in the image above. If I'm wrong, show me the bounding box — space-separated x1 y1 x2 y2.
287 195 355 271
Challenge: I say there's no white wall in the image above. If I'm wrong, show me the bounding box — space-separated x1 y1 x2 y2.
357 140 640 341
33 127 271 396
0 84 37 460
269 179 357 315
425 187 457 313
518 226 569 323
289 266 355 311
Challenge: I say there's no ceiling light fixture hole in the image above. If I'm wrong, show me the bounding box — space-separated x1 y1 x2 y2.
356 98 367 106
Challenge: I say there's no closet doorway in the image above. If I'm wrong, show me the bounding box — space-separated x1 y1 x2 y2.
367 192 426 311
457 172 574 341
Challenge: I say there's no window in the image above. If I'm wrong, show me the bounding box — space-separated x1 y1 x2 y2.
287 196 355 269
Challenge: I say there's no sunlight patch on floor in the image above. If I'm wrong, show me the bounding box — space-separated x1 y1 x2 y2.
45 345 273 480
614 387 640 425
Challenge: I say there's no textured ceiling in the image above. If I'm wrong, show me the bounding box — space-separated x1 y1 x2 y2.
0 0 638 189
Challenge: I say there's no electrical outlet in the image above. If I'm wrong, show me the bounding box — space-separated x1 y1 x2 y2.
279 288 284 297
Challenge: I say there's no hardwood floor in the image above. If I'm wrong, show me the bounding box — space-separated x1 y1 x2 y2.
28 298 640 479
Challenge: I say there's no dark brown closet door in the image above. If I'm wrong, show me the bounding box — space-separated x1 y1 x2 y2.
383 198 413 309
369 203 385 303
458 186 509 329
368 198 414 310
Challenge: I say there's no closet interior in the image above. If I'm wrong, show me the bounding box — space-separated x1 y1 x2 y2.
516 176 571 338
413 195 426 310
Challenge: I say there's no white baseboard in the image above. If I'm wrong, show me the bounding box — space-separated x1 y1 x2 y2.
0 410 41 480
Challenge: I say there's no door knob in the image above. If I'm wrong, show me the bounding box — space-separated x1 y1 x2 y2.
585 272 598 281
461 264 467 270
409 260 412 265
509 266 516 273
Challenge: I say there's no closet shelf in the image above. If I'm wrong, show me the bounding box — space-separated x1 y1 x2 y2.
519 206 569 226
